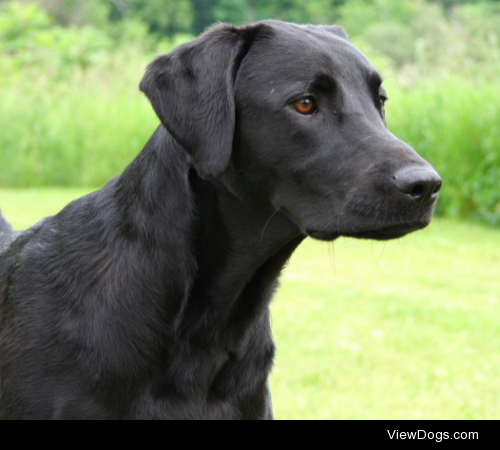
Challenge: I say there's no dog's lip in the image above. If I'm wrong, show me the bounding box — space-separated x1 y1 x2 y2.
343 222 430 241
307 229 341 241
308 221 430 242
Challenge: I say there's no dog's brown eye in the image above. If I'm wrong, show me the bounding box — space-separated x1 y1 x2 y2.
380 96 388 109
292 97 317 115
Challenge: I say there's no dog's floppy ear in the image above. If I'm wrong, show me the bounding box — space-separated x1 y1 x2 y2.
140 24 261 180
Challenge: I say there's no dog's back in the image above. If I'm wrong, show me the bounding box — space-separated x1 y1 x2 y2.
0 208 17 257
0 208 13 234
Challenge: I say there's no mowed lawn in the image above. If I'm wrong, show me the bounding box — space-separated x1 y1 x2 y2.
1 188 499 420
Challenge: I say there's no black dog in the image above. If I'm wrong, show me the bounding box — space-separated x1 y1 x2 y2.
0 21 441 420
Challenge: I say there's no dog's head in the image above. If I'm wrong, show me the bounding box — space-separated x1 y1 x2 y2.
141 20 441 241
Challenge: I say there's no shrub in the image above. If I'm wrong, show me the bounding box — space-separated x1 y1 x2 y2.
387 77 500 226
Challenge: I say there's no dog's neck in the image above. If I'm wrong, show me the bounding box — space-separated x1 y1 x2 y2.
184 168 304 341
115 126 305 343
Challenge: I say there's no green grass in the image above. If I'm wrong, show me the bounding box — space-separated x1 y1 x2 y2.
1 188 499 420
272 220 500 420
0 187 95 229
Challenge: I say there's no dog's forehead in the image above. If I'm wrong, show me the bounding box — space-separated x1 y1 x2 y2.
244 22 376 84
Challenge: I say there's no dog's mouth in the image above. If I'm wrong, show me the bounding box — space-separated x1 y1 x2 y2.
308 221 430 242
307 230 341 241
344 222 430 241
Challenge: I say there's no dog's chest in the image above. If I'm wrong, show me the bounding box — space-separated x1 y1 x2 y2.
132 334 275 420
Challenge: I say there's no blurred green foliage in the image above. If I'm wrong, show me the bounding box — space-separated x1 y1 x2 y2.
0 0 499 226
388 79 500 226
0 1 112 71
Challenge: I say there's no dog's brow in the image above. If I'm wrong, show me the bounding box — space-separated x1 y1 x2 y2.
369 71 384 89
310 73 336 92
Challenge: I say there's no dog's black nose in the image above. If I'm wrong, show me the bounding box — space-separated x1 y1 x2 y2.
393 166 442 207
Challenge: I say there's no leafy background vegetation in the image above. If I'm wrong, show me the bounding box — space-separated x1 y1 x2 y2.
1 0 499 225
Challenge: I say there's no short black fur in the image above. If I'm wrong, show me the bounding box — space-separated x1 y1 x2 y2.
0 21 441 420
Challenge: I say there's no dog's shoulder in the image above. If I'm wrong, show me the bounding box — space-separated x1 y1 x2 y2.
0 217 51 283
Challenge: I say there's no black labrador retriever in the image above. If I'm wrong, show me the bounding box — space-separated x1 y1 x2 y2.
0 21 441 420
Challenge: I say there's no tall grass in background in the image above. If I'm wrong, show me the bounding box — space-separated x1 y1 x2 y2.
387 77 500 226
0 49 159 187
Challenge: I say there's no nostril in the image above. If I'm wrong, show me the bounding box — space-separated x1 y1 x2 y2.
409 184 425 199
433 180 443 195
